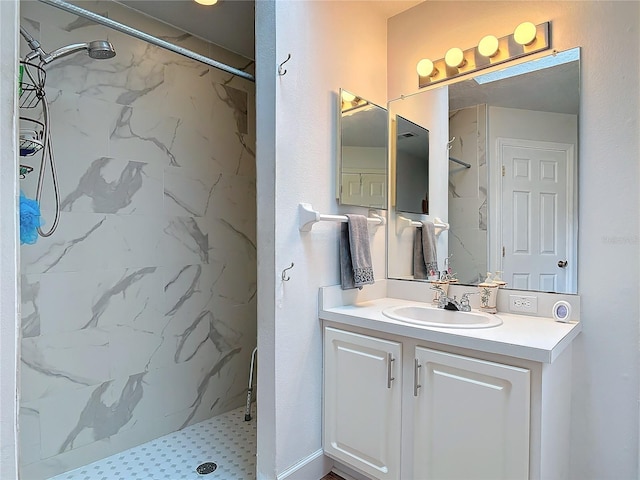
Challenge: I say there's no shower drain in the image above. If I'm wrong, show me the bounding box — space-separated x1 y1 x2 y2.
196 462 218 475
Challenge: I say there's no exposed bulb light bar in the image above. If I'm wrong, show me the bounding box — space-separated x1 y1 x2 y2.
478 35 499 58
416 58 437 77
444 47 465 68
416 21 550 89
514 21 537 46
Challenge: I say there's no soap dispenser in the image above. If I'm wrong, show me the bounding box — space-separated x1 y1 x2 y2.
493 271 507 288
478 272 498 314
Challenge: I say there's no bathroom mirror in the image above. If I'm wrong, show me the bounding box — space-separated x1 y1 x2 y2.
395 115 429 214
337 89 388 209
388 48 580 294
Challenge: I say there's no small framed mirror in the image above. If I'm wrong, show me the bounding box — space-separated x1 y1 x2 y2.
337 89 388 209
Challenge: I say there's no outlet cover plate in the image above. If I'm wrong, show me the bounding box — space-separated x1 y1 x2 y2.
509 294 538 313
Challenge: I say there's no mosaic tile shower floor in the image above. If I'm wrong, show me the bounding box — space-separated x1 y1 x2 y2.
49 405 256 480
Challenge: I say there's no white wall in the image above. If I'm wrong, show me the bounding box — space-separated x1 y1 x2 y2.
389 2 639 477
387 87 449 279
256 1 389 477
0 1 20 478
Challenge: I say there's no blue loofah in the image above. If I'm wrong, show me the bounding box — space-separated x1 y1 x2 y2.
20 191 42 245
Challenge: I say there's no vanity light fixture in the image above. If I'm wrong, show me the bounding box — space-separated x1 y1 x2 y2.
478 35 500 58
194 0 218 5
444 47 466 68
514 21 537 46
417 21 550 88
416 58 437 78
340 90 369 113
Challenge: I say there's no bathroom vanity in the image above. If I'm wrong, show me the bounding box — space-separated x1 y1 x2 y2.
320 280 581 480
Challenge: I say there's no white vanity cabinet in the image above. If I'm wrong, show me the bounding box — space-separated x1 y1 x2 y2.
323 322 574 480
323 327 402 480
412 347 530 480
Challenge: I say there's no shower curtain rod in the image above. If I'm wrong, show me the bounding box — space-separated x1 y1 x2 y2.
37 0 255 82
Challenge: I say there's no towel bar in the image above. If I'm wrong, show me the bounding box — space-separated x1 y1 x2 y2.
396 214 449 236
298 203 385 232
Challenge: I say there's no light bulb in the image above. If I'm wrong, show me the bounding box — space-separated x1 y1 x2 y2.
341 91 356 103
194 0 218 5
445 47 465 68
478 35 499 58
514 22 537 46
416 58 436 77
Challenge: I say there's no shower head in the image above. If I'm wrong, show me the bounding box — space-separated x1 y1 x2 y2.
42 40 116 64
21 27 116 65
87 40 117 60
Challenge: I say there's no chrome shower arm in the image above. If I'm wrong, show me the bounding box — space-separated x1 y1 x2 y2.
20 26 52 63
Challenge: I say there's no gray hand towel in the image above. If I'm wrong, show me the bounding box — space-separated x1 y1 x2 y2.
413 220 438 279
340 214 375 290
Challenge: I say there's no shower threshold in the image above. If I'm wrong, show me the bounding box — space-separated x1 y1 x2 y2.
48 404 256 480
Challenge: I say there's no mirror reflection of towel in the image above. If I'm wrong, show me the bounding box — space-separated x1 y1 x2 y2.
340 214 374 290
413 220 438 279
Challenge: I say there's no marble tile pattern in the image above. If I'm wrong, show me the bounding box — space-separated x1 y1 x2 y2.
18 2 256 479
448 105 488 284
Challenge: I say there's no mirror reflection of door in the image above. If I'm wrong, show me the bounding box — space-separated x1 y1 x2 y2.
498 138 576 292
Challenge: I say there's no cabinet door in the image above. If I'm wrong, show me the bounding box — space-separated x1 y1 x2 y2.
324 327 402 480
413 347 530 480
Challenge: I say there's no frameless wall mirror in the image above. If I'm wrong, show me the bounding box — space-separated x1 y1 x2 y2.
337 89 388 209
388 47 580 294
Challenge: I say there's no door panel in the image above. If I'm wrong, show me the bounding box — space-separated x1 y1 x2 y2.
501 142 570 291
324 328 402 480
413 347 530 480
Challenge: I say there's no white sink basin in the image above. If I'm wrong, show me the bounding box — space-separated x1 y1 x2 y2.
382 305 502 328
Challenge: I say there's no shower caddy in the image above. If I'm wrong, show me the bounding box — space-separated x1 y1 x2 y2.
19 60 60 237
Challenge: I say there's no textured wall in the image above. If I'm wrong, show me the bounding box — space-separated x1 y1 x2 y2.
18 2 256 478
389 2 639 478
256 2 389 476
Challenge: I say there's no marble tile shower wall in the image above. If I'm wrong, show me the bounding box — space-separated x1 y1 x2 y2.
448 105 487 284
18 2 256 479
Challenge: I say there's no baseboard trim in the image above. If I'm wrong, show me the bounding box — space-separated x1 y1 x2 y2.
277 449 332 480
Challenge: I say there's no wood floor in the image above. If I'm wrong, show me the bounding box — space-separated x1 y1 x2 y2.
321 473 346 480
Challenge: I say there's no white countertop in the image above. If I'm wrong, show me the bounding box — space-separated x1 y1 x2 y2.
319 283 582 364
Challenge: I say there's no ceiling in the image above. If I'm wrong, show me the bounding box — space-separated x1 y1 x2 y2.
118 0 256 59
117 0 423 61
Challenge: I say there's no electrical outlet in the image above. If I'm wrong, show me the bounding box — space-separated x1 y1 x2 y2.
509 294 538 313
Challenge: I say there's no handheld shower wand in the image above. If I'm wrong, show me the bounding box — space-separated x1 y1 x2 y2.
18 28 116 239
20 27 116 65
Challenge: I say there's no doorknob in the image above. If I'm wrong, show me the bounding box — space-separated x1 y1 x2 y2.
558 260 568 268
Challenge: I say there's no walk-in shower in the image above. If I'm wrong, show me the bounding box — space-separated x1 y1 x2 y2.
18 1 257 479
